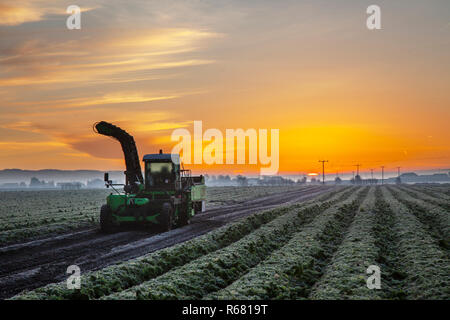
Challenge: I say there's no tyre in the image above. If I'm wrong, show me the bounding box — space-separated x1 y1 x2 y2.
159 202 173 232
100 205 114 233
178 205 190 227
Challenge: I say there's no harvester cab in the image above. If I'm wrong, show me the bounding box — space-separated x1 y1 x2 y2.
94 121 206 233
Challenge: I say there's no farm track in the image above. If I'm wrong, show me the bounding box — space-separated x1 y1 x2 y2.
0 186 331 299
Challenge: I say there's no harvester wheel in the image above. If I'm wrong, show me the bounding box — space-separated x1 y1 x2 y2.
159 202 173 232
100 205 114 233
178 206 190 227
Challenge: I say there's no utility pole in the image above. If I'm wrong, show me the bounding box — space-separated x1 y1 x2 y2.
397 167 401 177
381 166 385 185
371 169 374 184
354 164 361 176
318 160 328 185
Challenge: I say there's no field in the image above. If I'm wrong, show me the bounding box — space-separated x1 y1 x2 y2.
0 185 306 245
6 184 449 300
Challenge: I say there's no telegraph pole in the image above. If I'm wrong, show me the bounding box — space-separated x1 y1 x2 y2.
354 164 361 176
397 167 401 177
318 160 328 185
381 166 385 185
371 169 374 184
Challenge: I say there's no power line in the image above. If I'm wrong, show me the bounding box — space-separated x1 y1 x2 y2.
318 160 328 185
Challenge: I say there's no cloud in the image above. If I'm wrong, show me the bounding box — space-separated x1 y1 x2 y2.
0 3 44 26
0 28 218 88
0 1 98 26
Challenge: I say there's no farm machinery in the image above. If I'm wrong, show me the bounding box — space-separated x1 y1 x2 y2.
94 121 206 233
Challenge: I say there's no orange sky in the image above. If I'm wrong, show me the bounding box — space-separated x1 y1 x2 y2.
0 0 449 176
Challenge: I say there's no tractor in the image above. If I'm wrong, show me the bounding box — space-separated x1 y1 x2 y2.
94 121 206 233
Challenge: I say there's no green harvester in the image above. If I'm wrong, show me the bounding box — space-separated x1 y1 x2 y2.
94 121 206 232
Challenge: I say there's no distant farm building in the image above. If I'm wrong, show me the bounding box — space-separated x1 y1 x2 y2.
57 182 83 190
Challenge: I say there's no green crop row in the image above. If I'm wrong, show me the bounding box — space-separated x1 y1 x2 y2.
205 187 369 300
309 187 383 299
398 185 450 211
381 188 449 299
206 185 311 208
13 187 348 300
410 185 450 202
102 189 353 300
387 186 450 252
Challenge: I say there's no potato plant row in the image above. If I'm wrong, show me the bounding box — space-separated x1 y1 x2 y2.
381 188 449 299
312 186 449 299
308 187 382 299
387 186 449 253
102 188 360 300
410 185 450 202
205 185 311 208
13 187 350 300
205 187 369 299
397 185 450 211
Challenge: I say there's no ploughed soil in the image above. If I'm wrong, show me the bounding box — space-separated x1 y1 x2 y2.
0 186 331 299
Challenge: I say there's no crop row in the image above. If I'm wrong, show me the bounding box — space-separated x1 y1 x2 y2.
397 185 450 211
102 188 358 299
409 185 450 202
380 187 449 299
13 187 351 300
206 185 311 208
205 187 369 299
387 186 449 252
308 187 383 299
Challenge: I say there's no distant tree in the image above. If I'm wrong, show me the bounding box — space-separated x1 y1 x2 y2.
395 177 402 184
354 175 362 185
236 175 248 186
335 177 342 184
297 177 307 184
30 177 42 187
